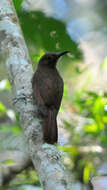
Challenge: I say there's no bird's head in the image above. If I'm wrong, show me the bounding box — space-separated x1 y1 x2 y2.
39 51 70 68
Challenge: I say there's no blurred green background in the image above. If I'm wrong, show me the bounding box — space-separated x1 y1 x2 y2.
0 0 107 189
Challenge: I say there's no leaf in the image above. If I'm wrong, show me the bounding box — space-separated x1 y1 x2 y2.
59 146 79 156
85 98 93 106
3 159 15 165
86 91 98 98
63 120 71 129
84 123 98 133
18 11 82 59
13 0 23 12
101 57 107 71
0 102 6 114
92 97 105 117
83 163 93 184
102 116 107 123
63 84 68 99
75 66 82 74
32 49 45 62
59 105 64 112
6 80 11 90
100 134 107 145
0 79 11 91
0 125 22 134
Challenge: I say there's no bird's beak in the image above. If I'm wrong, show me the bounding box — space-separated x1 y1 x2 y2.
57 51 70 58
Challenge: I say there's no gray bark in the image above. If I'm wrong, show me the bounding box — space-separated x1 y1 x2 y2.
0 0 71 189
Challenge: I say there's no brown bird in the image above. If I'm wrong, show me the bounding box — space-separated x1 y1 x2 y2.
32 51 69 144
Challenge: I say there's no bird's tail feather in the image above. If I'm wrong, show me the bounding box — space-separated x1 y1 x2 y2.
43 109 57 144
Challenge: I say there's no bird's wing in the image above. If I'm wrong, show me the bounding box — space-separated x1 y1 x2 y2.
32 71 53 107
32 82 44 105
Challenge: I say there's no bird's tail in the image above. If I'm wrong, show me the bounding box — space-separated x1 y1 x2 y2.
43 109 58 144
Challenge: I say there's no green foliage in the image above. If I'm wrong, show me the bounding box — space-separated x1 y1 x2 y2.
59 145 79 157
83 162 95 184
0 102 6 114
0 102 6 118
0 79 11 91
59 145 96 184
31 49 46 70
101 57 107 71
6 80 11 90
2 159 15 165
73 90 107 145
61 89 107 185
0 125 22 134
60 84 68 112
15 9 82 63
13 0 23 12
9 168 40 187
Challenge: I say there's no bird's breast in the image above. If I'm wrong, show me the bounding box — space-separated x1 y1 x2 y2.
36 66 64 108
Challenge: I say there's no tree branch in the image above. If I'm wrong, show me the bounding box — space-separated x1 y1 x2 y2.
0 151 32 185
0 0 71 189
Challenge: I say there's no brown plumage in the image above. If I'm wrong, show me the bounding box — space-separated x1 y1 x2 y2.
32 51 69 144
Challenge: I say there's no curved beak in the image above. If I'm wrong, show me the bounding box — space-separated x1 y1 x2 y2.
57 51 70 58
